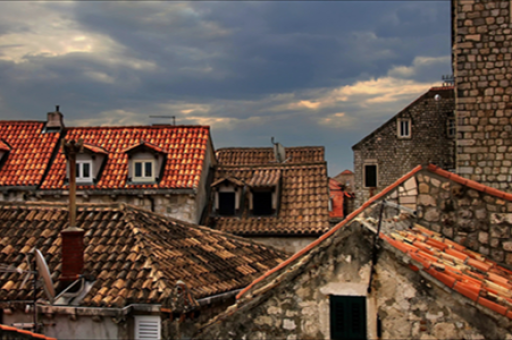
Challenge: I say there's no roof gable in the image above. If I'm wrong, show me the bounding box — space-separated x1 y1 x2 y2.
40 125 210 190
233 163 512 320
352 86 454 150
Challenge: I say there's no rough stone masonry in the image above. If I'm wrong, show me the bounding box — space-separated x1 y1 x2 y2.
454 0 512 191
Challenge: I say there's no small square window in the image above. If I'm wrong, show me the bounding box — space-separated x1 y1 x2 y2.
133 161 154 181
76 161 93 183
218 192 236 216
397 118 411 138
253 190 273 216
364 165 377 188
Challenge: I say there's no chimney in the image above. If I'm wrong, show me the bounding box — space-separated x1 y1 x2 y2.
60 139 84 288
60 226 84 284
47 105 65 129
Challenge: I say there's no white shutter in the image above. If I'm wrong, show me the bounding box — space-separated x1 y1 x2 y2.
135 315 161 340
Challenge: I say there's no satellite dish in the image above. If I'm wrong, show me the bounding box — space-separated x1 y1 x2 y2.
34 249 55 303
271 137 286 163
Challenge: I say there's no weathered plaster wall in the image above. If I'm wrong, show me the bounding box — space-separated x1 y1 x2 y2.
454 0 512 191
246 236 317 255
3 312 125 340
353 90 455 208
197 224 511 340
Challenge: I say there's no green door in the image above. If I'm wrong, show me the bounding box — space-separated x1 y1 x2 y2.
330 296 367 340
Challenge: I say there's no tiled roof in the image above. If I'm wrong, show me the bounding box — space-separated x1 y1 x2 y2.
0 202 286 307
235 164 512 320
211 164 330 236
0 324 56 340
247 169 281 187
40 126 210 190
0 121 60 187
123 140 164 154
382 225 512 319
340 169 353 175
216 146 324 166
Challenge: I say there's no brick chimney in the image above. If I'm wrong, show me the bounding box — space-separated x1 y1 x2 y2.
60 226 84 283
47 105 65 129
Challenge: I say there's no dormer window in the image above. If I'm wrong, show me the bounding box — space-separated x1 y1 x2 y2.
252 189 273 216
0 139 11 166
65 143 108 185
76 160 92 183
211 177 244 217
124 141 165 184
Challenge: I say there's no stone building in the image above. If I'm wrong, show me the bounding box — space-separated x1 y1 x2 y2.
332 169 354 192
0 201 286 340
453 0 512 191
352 86 456 207
0 108 216 224
206 146 330 254
196 164 512 340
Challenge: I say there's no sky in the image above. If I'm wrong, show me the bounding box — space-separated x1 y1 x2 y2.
0 1 452 176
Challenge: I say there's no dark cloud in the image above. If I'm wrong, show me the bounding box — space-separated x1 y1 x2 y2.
0 1 452 175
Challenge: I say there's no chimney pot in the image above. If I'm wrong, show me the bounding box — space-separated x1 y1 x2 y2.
46 106 65 129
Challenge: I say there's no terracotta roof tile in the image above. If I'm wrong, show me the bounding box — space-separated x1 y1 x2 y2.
216 146 324 165
82 143 108 155
0 140 10 152
0 121 60 187
0 202 286 307
40 126 210 190
247 169 281 187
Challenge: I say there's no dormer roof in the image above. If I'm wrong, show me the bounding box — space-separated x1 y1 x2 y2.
123 140 164 154
82 143 108 155
0 140 10 152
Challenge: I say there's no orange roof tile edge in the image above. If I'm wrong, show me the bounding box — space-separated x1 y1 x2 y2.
237 164 512 299
0 324 56 340
0 140 10 152
122 140 164 154
236 164 423 299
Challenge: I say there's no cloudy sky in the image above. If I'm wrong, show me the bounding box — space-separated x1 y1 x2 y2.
0 1 452 175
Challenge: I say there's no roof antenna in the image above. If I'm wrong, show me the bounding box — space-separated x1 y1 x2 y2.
56 105 60 112
150 115 176 126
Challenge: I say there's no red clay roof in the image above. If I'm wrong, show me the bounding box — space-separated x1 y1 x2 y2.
40 126 210 190
236 164 512 319
340 169 353 175
0 121 60 187
216 146 324 165
382 225 512 319
0 324 56 340
329 178 344 219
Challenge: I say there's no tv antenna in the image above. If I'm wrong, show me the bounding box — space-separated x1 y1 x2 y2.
271 137 288 163
150 115 176 126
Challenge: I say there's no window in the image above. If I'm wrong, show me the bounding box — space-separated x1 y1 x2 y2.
218 192 236 216
447 118 456 138
252 190 273 216
76 160 92 183
364 165 377 188
397 118 411 138
133 160 154 181
134 315 160 340
330 296 367 340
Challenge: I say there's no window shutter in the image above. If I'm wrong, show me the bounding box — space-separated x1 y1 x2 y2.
135 316 161 340
330 296 366 340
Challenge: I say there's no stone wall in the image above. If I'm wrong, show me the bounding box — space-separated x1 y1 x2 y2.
454 0 512 191
377 169 512 266
18 192 200 224
353 88 455 208
197 224 511 340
